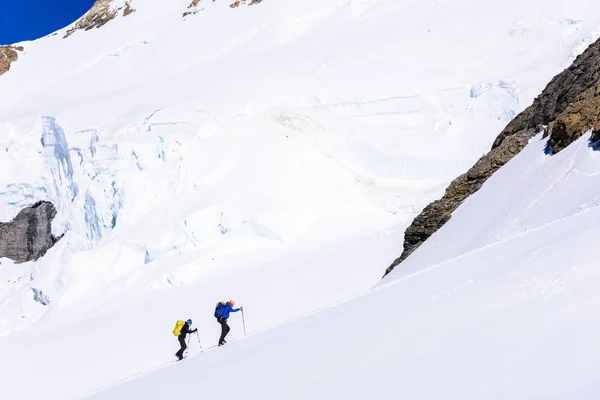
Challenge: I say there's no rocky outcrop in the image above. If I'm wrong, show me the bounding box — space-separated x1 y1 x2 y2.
123 2 135 17
184 0 264 17
183 0 202 17
64 0 135 38
546 89 600 152
546 83 600 152
0 202 59 263
230 0 264 7
385 37 600 276
0 46 24 76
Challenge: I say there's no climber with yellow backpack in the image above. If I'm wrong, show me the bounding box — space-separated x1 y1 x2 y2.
173 319 197 360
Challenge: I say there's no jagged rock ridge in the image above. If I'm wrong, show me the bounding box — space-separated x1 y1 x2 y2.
64 0 136 38
0 46 24 76
385 36 600 275
0 202 59 263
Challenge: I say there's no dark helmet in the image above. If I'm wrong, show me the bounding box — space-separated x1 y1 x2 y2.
186 319 192 325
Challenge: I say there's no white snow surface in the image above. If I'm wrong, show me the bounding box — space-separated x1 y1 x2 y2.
0 0 600 398
88 132 600 399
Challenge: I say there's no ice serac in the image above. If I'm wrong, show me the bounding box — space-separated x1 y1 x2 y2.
41 117 78 205
0 201 58 263
40 117 122 249
385 36 600 275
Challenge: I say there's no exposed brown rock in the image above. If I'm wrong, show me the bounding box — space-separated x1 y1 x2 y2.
123 3 136 17
230 0 263 8
183 0 207 17
385 37 600 276
546 84 600 152
184 0 262 17
0 202 59 263
64 0 135 38
0 45 23 76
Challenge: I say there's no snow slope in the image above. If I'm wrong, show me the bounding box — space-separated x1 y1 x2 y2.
1 0 600 397
2 0 599 332
87 133 600 400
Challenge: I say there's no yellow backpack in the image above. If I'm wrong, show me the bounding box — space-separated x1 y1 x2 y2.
173 320 185 336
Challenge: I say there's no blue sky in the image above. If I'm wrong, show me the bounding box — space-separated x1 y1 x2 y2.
0 0 96 45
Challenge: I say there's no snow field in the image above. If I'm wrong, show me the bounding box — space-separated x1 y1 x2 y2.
1 0 600 398
89 134 600 400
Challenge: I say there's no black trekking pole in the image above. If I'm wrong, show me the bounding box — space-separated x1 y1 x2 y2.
196 331 203 353
241 308 247 336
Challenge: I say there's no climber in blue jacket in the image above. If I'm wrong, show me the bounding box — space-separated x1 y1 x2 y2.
214 300 242 346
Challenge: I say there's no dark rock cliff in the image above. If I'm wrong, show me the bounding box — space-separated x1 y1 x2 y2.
0 202 59 263
385 37 600 276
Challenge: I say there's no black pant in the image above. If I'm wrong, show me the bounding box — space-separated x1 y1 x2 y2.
218 317 230 345
175 335 187 358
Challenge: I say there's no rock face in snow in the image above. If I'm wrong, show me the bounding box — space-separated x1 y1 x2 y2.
184 0 264 17
386 37 600 275
64 0 135 38
546 42 600 152
230 0 264 7
548 89 600 152
123 2 135 16
0 46 23 76
0 202 58 263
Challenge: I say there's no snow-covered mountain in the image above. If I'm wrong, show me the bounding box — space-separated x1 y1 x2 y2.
1 0 600 398
88 129 600 400
386 29 600 274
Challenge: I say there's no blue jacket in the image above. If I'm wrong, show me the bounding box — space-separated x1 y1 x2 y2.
222 302 240 320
